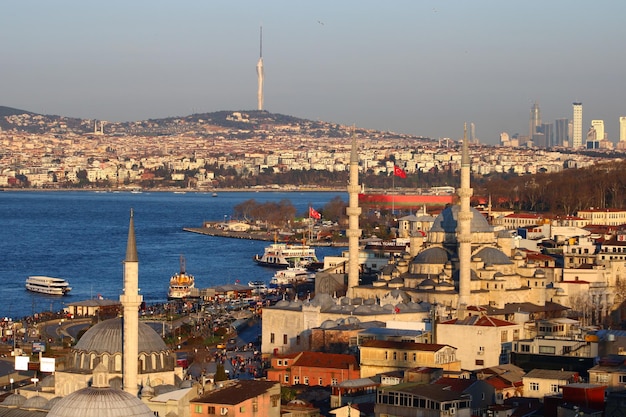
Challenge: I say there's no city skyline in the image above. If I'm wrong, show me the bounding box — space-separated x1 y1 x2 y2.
2 1 626 145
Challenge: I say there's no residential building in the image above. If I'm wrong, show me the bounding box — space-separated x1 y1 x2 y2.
358 340 461 378
266 351 360 387
434 377 496 417
436 314 523 371
375 383 472 417
588 355 626 390
189 380 281 417
521 369 579 399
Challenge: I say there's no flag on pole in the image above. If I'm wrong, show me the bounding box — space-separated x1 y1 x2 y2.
393 165 407 178
309 206 321 219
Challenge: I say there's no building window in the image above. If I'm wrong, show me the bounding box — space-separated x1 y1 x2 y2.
501 330 508 342
529 382 539 391
195 405 203 413
283 334 288 344
513 329 520 341
550 384 559 393
284 375 289 383
403 352 408 361
270 333 275 343
475 359 484 366
520 344 530 352
304 376 309 385
220 407 229 415
277 360 283 366
208 406 216 414
271 394 280 407
619 375 626 384
296 335 301 345
294 376 300 384
538 345 556 354
252 399 259 412
393 352 397 360
331 378 338 385
239 406 245 412
319 377 324 385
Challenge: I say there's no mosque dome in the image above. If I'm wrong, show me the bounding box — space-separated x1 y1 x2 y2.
74 317 168 355
430 205 492 234
1 393 26 407
474 247 513 265
21 395 48 410
413 247 450 264
46 387 154 417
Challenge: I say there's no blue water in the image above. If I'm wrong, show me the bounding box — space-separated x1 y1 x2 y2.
0 190 346 319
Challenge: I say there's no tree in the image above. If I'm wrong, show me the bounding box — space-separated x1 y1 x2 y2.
214 363 228 382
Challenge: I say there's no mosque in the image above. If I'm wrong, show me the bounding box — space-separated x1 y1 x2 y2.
262 128 561 355
1 211 192 417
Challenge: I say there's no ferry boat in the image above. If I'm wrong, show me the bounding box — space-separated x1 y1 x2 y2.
248 280 268 293
253 242 319 268
25 276 72 295
269 266 315 287
168 256 195 299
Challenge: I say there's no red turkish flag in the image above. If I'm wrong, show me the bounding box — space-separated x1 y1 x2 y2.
309 207 321 219
393 165 407 178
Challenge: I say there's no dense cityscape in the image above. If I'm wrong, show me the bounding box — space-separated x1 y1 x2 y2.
3 105 626 417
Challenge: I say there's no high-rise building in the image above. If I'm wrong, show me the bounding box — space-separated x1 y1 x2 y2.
591 120 605 142
542 123 553 147
469 122 476 143
620 116 626 142
555 118 569 147
529 102 541 138
572 102 583 148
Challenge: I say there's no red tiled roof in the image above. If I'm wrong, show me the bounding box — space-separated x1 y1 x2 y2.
292 351 359 369
433 377 475 392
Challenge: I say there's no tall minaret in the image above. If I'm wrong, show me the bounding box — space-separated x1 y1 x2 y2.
457 124 473 313
346 132 361 297
256 26 264 111
120 209 142 395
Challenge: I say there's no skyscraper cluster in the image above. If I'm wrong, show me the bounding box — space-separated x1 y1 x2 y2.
502 101 625 149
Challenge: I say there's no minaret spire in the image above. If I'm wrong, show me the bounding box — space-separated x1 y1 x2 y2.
457 124 473 315
120 209 142 396
346 129 362 297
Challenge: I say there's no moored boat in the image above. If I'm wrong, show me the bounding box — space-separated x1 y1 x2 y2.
253 242 319 268
269 266 315 287
248 280 268 293
25 276 72 295
168 255 196 299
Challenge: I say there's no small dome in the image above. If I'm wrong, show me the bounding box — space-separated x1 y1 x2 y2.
430 205 492 234
2 393 26 407
74 317 167 355
22 395 49 410
47 387 154 417
413 247 450 264
320 320 338 329
474 247 513 265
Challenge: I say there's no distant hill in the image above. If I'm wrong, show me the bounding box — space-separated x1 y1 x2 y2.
0 106 341 135
0 106 37 117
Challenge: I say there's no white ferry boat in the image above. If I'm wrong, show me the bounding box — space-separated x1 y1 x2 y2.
253 242 319 268
167 256 195 299
269 266 315 287
248 280 268 293
25 276 72 295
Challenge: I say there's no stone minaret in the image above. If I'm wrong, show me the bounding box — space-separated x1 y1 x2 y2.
120 209 142 395
457 124 473 312
346 132 361 297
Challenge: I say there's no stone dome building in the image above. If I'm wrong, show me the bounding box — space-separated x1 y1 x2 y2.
54 316 180 398
47 364 154 417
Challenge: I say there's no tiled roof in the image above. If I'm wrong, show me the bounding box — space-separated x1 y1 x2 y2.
433 377 476 392
193 380 279 405
293 351 359 369
440 315 516 327
360 340 449 351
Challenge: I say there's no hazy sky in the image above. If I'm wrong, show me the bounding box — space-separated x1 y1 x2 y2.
2 1 626 144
